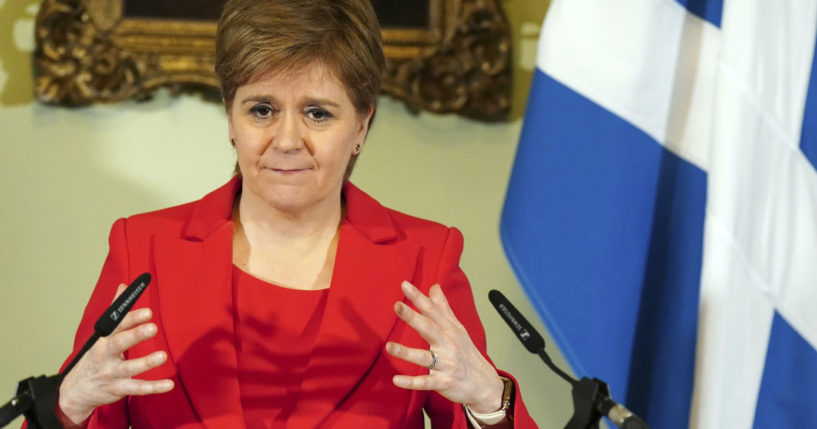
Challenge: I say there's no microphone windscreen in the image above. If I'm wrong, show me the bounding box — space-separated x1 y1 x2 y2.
94 273 151 336
489 289 545 354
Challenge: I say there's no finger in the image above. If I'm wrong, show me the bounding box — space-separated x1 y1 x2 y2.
114 308 153 334
386 342 437 369
107 323 158 355
114 377 174 397
400 281 439 319
428 284 451 312
392 374 438 391
394 301 442 345
428 285 463 328
118 350 168 378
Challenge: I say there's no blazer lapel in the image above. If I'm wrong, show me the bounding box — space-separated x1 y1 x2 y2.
153 178 246 429
287 183 420 428
151 178 416 428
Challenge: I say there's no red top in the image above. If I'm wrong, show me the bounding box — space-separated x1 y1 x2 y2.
232 265 329 429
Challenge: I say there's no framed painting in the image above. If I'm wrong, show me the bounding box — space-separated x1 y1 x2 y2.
34 0 512 121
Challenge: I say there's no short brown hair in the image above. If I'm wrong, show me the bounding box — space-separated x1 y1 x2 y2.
215 0 385 116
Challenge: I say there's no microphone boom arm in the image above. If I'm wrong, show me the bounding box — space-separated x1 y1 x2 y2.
488 289 647 429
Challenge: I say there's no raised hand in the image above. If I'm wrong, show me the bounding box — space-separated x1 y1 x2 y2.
57 284 173 427
386 281 504 414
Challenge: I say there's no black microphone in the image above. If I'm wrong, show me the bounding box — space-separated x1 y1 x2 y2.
61 273 151 377
488 289 648 429
94 272 151 336
488 289 545 354
489 289 575 384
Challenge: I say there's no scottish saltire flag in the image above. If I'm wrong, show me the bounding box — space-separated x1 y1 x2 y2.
501 1 817 428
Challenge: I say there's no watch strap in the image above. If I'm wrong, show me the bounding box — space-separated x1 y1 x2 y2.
464 376 514 427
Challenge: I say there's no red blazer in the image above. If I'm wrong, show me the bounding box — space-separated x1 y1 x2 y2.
61 177 537 428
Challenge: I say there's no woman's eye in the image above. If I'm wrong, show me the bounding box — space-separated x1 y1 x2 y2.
250 104 274 119
306 107 333 122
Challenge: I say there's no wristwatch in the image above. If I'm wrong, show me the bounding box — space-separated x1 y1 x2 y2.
465 376 514 426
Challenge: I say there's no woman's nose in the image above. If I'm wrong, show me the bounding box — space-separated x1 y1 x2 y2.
272 112 304 153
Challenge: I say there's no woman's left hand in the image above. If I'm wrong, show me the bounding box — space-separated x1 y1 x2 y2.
386 281 505 414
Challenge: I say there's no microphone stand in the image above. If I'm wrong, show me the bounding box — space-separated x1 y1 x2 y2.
564 377 610 429
0 273 151 429
0 330 105 428
541 341 646 429
0 376 63 429
0 331 103 428
535 349 608 429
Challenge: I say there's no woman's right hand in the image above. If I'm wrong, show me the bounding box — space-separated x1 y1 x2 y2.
57 284 174 428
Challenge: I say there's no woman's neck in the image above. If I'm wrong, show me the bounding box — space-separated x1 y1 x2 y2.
232 186 342 290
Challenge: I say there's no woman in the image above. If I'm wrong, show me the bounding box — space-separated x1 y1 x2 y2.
53 0 537 427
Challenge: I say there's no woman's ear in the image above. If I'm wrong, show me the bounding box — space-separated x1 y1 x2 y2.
356 106 375 144
226 107 236 146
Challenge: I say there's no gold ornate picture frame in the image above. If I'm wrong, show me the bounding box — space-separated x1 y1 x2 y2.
34 0 512 121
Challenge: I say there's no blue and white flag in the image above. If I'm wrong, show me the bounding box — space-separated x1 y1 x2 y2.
501 1 817 428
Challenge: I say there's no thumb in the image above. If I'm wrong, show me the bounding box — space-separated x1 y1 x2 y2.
111 283 128 303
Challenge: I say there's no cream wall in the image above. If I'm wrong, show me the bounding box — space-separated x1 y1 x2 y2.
0 0 574 427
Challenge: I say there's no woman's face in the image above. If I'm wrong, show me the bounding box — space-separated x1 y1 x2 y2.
227 63 371 215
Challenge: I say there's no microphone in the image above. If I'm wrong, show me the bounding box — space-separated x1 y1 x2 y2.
488 289 545 354
488 289 575 384
61 273 152 377
94 272 151 336
488 289 648 429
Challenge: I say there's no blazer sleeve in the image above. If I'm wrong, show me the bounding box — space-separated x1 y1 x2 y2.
57 219 132 429
424 227 538 429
